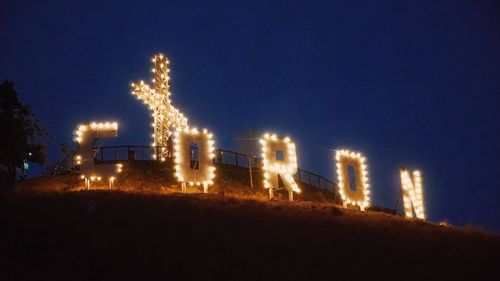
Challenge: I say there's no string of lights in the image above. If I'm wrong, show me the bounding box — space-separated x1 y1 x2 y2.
173 127 216 193
73 122 123 189
70 52 427 221
335 149 371 211
260 133 300 201
400 168 425 219
131 53 188 161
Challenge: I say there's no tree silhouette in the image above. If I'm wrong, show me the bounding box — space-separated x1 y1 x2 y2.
45 142 75 176
0 80 49 189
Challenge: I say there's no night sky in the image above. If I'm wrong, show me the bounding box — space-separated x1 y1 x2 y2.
2 0 500 232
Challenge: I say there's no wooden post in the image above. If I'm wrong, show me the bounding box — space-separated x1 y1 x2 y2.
247 154 253 190
181 182 187 194
85 178 91 190
203 183 208 193
288 190 294 201
268 188 274 200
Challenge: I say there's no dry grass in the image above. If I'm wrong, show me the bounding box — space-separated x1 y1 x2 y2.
15 162 339 204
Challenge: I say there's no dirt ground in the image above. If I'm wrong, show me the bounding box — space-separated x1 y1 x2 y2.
1 189 499 281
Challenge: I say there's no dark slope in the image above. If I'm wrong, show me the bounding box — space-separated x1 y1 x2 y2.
1 191 499 281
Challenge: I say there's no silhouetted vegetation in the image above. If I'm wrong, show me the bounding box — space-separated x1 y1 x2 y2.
45 142 75 176
0 80 49 189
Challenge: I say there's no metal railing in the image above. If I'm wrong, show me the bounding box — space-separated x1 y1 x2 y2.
93 145 337 192
94 145 166 162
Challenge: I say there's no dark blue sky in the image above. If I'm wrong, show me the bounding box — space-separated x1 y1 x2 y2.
2 0 500 232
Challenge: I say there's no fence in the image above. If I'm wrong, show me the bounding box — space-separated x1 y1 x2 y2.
94 145 165 162
94 145 337 192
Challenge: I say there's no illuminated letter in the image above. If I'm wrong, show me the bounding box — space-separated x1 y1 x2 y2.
335 150 371 211
74 122 123 189
400 168 425 220
260 134 300 201
173 127 216 193
131 53 188 161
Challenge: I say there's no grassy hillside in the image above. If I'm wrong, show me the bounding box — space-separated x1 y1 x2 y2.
1 187 499 280
15 161 341 203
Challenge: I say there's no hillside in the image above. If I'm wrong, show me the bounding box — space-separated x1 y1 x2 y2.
1 182 500 280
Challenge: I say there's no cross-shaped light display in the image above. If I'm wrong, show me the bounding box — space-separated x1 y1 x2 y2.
131 53 188 161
